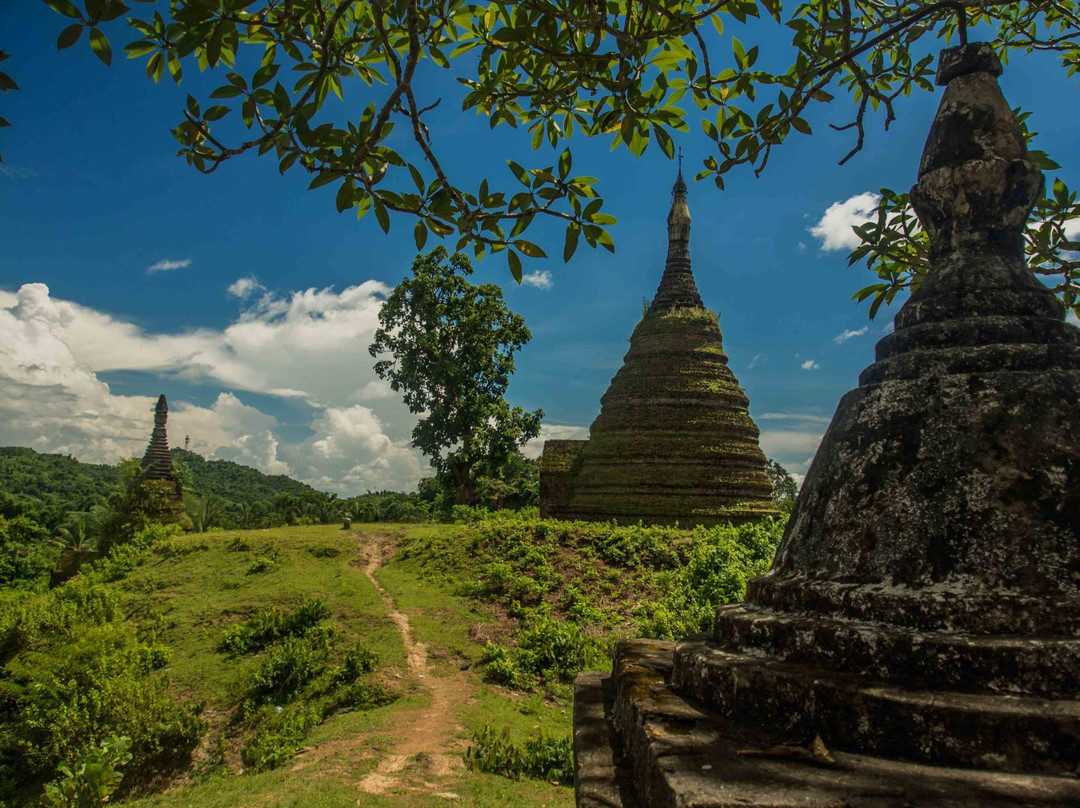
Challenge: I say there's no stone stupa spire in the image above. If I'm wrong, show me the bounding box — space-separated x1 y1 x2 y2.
539 166 777 526
650 156 704 312
141 394 176 481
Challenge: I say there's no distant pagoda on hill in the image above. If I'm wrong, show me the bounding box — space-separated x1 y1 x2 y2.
539 171 778 526
142 395 176 480
137 394 192 530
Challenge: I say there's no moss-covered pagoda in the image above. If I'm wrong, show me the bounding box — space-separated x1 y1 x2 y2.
137 394 193 531
539 171 777 526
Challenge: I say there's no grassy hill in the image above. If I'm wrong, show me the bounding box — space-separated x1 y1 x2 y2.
0 513 784 807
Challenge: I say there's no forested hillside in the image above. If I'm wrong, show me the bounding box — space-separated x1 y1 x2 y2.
0 447 121 528
170 449 319 505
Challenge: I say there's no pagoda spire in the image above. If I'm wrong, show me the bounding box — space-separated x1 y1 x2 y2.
650 159 704 312
141 394 176 481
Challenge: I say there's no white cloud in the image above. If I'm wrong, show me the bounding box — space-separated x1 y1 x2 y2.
227 276 266 299
1064 220 1080 241
747 354 763 369
801 359 820 371
756 413 829 481
521 423 590 459
521 270 553 290
809 192 880 251
834 326 868 344
146 258 191 274
0 282 429 493
1067 309 1079 328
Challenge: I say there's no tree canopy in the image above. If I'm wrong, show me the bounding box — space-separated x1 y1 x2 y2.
370 247 542 504
24 0 1078 302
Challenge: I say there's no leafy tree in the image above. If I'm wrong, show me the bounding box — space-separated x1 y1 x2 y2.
371 248 542 505
0 515 53 588
30 1 1078 288
764 458 797 513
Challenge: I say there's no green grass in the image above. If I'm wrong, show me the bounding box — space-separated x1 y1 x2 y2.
86 523 573 808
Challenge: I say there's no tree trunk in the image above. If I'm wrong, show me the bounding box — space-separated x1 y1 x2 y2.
451 464 475 505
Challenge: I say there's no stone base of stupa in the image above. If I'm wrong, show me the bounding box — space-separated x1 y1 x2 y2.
574 641 1080 808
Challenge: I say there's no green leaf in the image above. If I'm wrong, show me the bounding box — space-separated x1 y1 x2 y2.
57 24 83 51
557 148 571 180
414 220 428 249
210 85 244 99
507 160 529 186
43 0 82 19
89 27 112 66
336 179 353 213
507 249 523 282
563 224 580 263
513 240 547 258
791 117 812 135
374 199 390 234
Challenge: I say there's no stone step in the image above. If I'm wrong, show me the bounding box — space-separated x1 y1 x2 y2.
714 604 1080 698
595 638 1080 807
574 672 634 808
672 637 1080 776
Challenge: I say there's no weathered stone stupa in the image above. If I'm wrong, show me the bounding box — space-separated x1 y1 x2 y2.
573 43 1080 807
142 394 176 480
540 172 778 526
137 394 192 530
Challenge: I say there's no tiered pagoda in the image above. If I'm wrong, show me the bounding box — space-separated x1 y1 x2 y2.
142 394 177 480
539 171 778 526
137 394 192 530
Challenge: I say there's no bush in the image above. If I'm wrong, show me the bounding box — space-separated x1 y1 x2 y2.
0 582 204 801
221 597 332 655
246 556 276 575
239 704 321 772
0 515 53 588
482 610 598 689
40 735 132 808
246 628 334 705
465 725 573 785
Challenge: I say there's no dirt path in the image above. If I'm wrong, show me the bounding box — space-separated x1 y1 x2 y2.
354 532 475 796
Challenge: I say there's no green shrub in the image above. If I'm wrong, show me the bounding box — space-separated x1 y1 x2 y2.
246 628 334 704
482 611 598 689
0 515 53 588
338 679 398 711
239 704 321 772
221 596 332 655
335 642 379 684
246 556 276 575
465 725 573 785
40 734 133 808
0 583 203 800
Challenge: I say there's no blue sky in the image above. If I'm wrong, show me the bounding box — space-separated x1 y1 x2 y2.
2 3 1078 492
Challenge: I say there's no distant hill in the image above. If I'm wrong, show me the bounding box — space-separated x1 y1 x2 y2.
0 447 121 527
170 448 320 504
0 446 323 528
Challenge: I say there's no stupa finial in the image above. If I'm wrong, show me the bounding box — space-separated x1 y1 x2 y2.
672 147 687 197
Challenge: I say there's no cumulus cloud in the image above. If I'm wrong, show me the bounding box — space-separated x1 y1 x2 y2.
809 192 880 251
146 258 191 274
834 326 868 344
756 412 829 481
0 282 428 493
800 359 820 371
227 276 266 299
521 270 553 290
